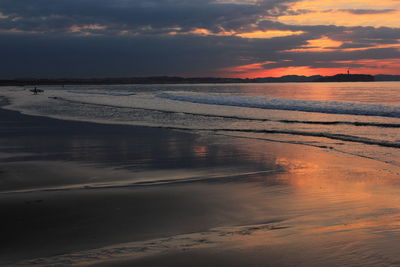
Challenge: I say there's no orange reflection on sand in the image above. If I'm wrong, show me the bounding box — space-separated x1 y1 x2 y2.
263 148 400 245
275 158 320 174
193 145 208 157
274 146 400 209
305 215 400 235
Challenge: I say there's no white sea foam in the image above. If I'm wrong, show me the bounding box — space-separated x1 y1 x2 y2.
66 90 136 96
158 92 400 118
1 86 399 166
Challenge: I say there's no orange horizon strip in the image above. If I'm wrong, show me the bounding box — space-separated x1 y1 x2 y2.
220 65 400 78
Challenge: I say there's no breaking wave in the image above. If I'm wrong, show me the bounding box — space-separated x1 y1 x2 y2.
1 86 399 166
67 90 135 96
158 93 400 118
53 96 400 128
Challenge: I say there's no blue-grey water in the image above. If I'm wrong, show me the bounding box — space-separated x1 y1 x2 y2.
2 82 399 166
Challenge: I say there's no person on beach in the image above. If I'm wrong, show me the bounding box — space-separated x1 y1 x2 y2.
30 87 44 95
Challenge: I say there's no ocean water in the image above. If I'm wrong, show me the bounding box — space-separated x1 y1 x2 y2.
2 82 400 266
1 82 400 167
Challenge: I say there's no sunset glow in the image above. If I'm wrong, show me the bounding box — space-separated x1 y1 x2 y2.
222 65 349 78
280 0 400 27
283 36 344 52
1 2 400 267
222 60 400 78
236 30 304 39
217 0 399 77
0 0 398 78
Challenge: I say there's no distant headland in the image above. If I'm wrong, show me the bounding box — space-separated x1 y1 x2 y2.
0 74 399 86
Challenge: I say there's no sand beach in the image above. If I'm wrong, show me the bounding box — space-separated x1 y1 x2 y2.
1 95 400 266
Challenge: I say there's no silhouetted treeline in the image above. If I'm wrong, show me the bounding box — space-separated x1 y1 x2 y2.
374 75 400 81
315 74 374 82
1 74 398 86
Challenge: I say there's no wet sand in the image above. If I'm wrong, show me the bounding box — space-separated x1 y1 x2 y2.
1 108 400 266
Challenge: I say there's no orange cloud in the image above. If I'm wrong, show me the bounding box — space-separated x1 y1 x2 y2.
280 0 400 27
284 36 400 53
173 28 304 39
222 61 277 74
189 28 212 35
236 30 304 39
336 43 400 52
284 36 344 52
289 0 399 10
70 24 107 32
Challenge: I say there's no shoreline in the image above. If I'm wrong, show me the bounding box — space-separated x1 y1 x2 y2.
2 107 400 266
0 107 283 264
2 73 400 87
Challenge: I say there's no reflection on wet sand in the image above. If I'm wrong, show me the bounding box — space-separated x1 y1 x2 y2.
1 107 400 266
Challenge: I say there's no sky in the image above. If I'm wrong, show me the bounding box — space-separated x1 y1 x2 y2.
0 0 399 78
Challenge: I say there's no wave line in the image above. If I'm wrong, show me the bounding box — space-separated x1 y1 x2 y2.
51 97 400 128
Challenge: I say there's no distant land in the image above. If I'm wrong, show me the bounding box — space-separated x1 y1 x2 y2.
0 74 399 86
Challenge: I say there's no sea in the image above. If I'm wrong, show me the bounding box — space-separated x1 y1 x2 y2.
1 81 400 266
1 82 399 167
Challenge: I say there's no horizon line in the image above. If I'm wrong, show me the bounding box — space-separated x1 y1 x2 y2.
3 73 399 81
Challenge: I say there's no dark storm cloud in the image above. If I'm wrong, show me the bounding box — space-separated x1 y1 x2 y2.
337 26 400 44
0 0 398 78
0 32 308 78
0 25 397 78
339 9 396 15
0 0 295 34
